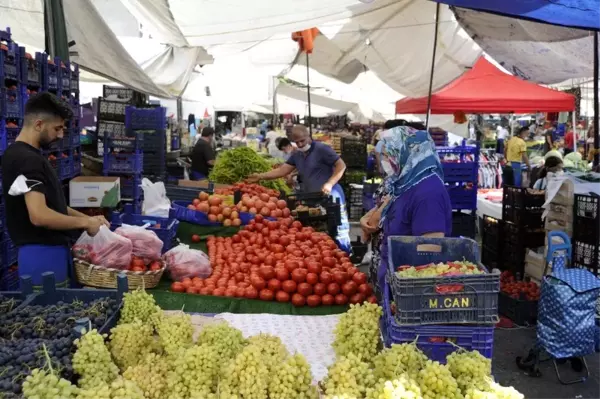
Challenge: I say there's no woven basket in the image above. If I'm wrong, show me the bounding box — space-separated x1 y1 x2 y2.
74 258 165 289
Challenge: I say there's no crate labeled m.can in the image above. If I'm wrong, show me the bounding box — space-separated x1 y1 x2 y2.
387 236 499 325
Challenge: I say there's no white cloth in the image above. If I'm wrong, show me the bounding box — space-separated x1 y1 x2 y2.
497 127 509 140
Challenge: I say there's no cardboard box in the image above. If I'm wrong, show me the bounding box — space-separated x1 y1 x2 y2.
524 250 551 281
70 176 121 207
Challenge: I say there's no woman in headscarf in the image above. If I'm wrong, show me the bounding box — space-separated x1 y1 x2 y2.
374 126 452 290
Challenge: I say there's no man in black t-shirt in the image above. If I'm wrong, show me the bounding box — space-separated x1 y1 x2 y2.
2 92 107 286
190 127 216 180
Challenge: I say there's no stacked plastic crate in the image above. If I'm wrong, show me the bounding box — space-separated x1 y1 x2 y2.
125 106 167 181
437 144 479 238
572 194 599 278
381 237 499 362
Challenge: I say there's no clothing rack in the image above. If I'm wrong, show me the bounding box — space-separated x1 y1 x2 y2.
479 151 502 189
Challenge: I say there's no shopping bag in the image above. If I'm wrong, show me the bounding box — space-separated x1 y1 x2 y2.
141 178 171 217
72 226 133 270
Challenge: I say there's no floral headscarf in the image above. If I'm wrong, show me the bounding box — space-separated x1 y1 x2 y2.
379 126 444 222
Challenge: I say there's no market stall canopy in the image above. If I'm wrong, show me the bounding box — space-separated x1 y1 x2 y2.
450 8 598 84
395 57 576 114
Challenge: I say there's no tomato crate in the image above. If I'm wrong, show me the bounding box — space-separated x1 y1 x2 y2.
1 86 23 119
382 283 494 362
40 56 59 91
19 48 42 87
502 186 545 227
103 151 143 174
0 28 19 81
573 194 599 246
498 291 538 326
386 236 500 325
0 264 19 291
111 203 179 253
165 184 213 201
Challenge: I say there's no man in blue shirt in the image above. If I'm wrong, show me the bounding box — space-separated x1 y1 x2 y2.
248 125 351 251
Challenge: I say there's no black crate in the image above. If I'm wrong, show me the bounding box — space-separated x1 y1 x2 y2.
482 216 503 250
501 222 545 276
502 186 545 227
573 194 599 245
498 292 538 326
350 236 368 264
287 192 342 238
97 98 127 123
450 211 476 238
572 240 600 278
341 137 367 169
102 85 148 105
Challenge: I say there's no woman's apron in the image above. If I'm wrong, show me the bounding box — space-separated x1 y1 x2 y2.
329 184 351 253
18 245 72 288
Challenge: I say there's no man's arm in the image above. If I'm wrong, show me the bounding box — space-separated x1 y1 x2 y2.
26 192 100 233
247 164 296 182
325 158 346 187
522 151 530 167
67 207 87 218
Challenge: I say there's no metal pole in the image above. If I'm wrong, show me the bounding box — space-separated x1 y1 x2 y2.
306 53 313 137
425 2 441 131
593 31 599 166
572 110 577 153
44 0 56 57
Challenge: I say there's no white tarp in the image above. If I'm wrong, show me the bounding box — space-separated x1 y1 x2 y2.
453 7 597 84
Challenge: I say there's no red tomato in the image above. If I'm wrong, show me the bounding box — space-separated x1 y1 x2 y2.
335 294 348 305
306 273 319 285
342 281 358 297
275 268 290 281
291 221 302 229
213 287 225 296
306 262 321 275
291 293 305 307
186 286 198 294
327 283 341 296
322 257 336 268
275 291 290 303
149 261 162 271
306 295 321 307
171 282 185 292
350 293 366 304
352 272 368 285
282 280 297 293
345 266 358 277
245 287 259 299
259 289 274 301
313 283 327 296
268 279 282 292
259 266 275 280
320 271 333 285
358 284 373 297
367 295 377 304
284 260 299 272
235 287 246 297
333 271 348 285
297 282 313 296
251 276 266 291
321 294 335 306
291 269 308 283
191 234 201 243
279 236 291 246
255 214 264 223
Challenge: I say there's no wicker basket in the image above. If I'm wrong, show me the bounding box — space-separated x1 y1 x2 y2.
74 258 165 289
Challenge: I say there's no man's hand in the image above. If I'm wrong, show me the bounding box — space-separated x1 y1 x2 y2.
246 174 261 184
85 217 104 236
93 215 110 228
321 182 333 195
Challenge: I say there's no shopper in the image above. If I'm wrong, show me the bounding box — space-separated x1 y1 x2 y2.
504 127 531 187
374 126 452 290
276 137 295 160
1 92 107 287
564 127 575 155
543 128 555 155
533 156 563 190
496 123 509 155
190 127 216 180
265 125 283 156
247 125 351 252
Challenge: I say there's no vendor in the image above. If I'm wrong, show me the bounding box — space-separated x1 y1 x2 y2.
504 126 530 187
190 127 216 180
1 92 108 287
247 125 351 252
371 126 452 290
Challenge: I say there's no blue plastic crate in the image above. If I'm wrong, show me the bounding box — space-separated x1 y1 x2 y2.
59 155 73 180
172 200 256 227
111 204 179 253
59 61 70 91
70 129 80 147
19 48 42 87
103 151 143 174
1 85 23 118
437 145 479 183
69 62 79 92
171 135 180 150
1 237 17 267
118 174 143 200
125 106 167 129
165 184 213 201
0 29 19 81
386 236 500 325
382 284 494 362
72 151 82 176
41 56 59 90
0 264 19 291
446 182 477 210
47 156 61 175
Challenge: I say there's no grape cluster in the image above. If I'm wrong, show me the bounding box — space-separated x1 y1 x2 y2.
417 360 462 399
0 294 22 314
333 302 382 362
156 312 194 357
268 353 317 399
219 344 270 399
108 377 145 399
322 353 376 399
119 289 162 328
76 383 111 399
365 373 422 399
197 323 246 361
166 344 220 399
109 320 154 371
373 343 428 380
0 298 118 340
123 353 169 399
72 329 119 389
447 349 492 393
22 368 78 399
246 333 289 371
465 380 524 399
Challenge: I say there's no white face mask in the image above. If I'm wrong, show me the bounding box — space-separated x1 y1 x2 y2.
381 159 394 176
298 143 311 152
9 175 43 196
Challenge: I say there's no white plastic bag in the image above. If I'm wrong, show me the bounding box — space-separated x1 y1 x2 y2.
72 226 133 270
115 224 163 262
162 244 212 281
141 178 171 217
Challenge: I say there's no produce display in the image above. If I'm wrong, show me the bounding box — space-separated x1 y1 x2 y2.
170 216 375 305
396 261 485 278
212 182 279 196
235 193 291 218
208 147 290 194
185 192 243 226
500 271 540 301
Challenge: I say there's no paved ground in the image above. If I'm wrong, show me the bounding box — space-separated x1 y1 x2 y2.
493 327 599 399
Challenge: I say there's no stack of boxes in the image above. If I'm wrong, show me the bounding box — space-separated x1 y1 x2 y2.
0 27 81 289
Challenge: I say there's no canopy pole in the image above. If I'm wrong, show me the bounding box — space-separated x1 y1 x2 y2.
425 2 441 131
306 53 313 137
44 0 56 57
572 109 577 153
593 31 599 167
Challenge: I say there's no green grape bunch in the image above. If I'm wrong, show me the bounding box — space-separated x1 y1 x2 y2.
373 343 428 380
417 360 462 399
166 344 221 399
246 333 289 372
76 382 111 399
218 344 270 399
268 353 318 399
109 377 145 399
197 323 247 361
365 373 422 399
109 320 155 371
123 353 169 399
322 353 376 399
156 312 194 357
465 379 525 399
72 329 119 389
22 368 79 399
447 349 492 394
119 289 163 328
333 302 383 362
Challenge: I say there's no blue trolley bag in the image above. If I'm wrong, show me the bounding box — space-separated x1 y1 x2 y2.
537 231 600 359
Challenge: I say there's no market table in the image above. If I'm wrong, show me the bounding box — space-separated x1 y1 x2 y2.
150 221 349 315
477 189 503 220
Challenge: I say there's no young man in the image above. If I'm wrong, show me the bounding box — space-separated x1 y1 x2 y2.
190 126 216 180
504 126 531 187
276 137 295 160
2 92 107 286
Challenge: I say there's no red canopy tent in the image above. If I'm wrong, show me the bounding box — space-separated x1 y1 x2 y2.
395 57 575 114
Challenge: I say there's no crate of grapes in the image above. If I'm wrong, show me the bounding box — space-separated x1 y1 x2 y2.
386 236 500 325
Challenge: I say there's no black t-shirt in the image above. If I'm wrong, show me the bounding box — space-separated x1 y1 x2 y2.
191 139 215 176
1 142 72 246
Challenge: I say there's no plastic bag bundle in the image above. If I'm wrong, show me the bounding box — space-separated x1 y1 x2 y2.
141 178 171 217
162 244 211 281
72 226 133 270
115 224 163 262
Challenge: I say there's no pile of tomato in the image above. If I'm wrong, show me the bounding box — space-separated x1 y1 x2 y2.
128 256 163 273
170 215 375 307
500 271 540 301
